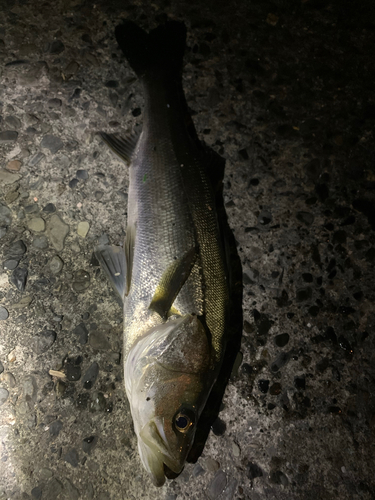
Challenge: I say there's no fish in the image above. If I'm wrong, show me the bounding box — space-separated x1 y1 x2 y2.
95 20 229 487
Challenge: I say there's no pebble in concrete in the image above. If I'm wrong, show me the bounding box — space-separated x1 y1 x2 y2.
33 330 56 354
72 269 90 292
49 255 63 274
10 267 28 291
0 169 21 185
42 202 56 213
77 221 89 238
40 134 63 154
0 205 12 226
72 322 88 344
32 235 48 249
28 152 45 166
6 160 21 171
46 214 69 251
89 331 110 351
82 362 99 390
207 470 227 500
27 217 45 232
0 130 18 142
64 448 79 468
0 306 9 320
3 372 16 388
5 239 27 259
0 387 9 406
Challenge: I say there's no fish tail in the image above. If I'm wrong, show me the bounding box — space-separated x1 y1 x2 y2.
115 20 186 79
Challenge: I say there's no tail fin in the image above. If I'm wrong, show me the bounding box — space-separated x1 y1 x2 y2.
115 20 186 79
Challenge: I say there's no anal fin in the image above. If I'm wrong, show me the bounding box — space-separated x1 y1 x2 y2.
95 244 127 302
149 246 198 319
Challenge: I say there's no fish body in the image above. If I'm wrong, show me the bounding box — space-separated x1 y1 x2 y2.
96 20 229 486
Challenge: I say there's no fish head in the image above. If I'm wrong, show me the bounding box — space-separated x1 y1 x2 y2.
125 314 215 486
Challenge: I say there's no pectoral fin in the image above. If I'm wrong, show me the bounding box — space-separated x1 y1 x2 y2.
99 131 140 163
149 247 198 319
95 245 127 302
125 223 136 295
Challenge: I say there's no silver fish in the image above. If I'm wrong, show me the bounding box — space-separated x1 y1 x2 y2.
96 20 229 486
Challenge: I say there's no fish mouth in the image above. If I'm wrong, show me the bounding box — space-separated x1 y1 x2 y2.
138 418 185 486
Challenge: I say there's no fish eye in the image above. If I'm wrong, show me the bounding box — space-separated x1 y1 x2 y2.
173 408 195 433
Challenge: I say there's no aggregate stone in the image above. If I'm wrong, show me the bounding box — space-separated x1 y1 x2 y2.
82 435 98 454
77 221 89 238
22 376 37 401
97 233 109 245
42 203 56 213
69 178 79 189
0 130 18 143
82 362 99 390
62 478 80 500
65 362 81 382
46 214 69 251
10 267 28 291
207 470 227 500
0 387 9 406
247 462 263 480
221 479 238 500
65 61 80 78
48 255 63 274
31 485 42 499
0 205 12 226
44 478 63 497
32 235 48 249
5 116 21 129
0 169 21 185
49 420 63 436
296 211 315 226
274 333 290 347
27 217 45 232
211 417 226 436
28 152 45 166
72 269 90 292
72 322 88 344
76 169 88 179
4 190 19 203
0 306 9 320
47 98 62 108
32 330 56 354
0 362 3 374
0 227 7 238
271 351 292 373
10 294 33 309
6 160 21 171
40 134 63 154
48 40 65 54
6 239 27 259
89 391 106 412
89 331 110 351
3 373 16 387
25 204 39 214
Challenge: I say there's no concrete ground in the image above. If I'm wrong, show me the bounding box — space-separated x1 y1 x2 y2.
0 0 375 499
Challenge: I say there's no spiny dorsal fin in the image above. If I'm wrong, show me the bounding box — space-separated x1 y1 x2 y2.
99 131 140 164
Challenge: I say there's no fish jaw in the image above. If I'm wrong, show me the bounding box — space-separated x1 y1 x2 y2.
138 417 186 487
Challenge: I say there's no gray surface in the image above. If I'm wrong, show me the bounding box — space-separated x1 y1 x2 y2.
1 1 375 499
